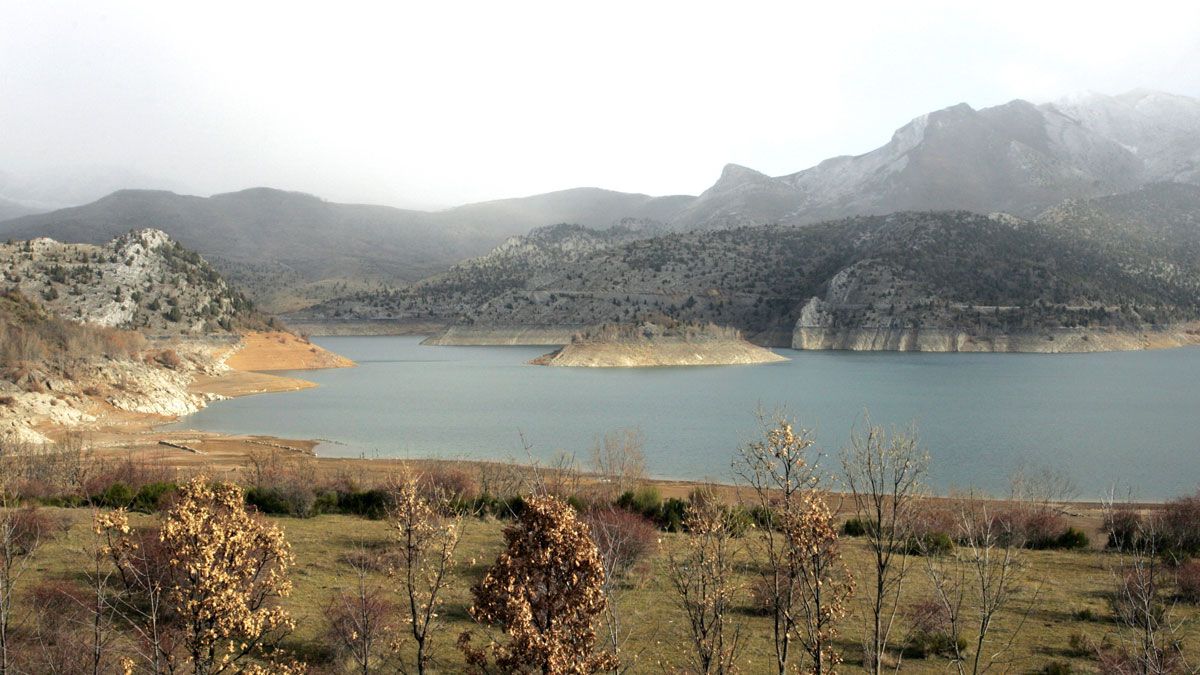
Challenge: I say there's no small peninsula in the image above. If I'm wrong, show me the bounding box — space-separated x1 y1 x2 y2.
530 320 787 368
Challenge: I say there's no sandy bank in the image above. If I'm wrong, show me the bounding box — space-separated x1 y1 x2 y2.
531 339 788 367
225 331 356 370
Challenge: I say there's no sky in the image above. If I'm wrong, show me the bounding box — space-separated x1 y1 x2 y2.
3 0 1199 209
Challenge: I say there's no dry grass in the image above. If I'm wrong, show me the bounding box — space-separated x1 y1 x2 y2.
13 505 1200 673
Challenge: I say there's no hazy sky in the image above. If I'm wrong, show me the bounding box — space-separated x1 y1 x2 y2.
3 0 1199 209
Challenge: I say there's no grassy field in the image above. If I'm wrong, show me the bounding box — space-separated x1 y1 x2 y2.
14 505 1200 674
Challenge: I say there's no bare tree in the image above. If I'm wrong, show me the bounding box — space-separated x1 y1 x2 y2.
666 490 742 674
589 428 647 500
583 507 660 673
389 473 461 675
920 494 1039 675
0 466 50 675
326 548 395 674
74 511 124 675
96 512 178 673
840 420 928 674
1100 492 1191 674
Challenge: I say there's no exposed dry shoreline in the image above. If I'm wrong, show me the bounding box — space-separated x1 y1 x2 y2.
794 324 1200 352
531 338 788 367
16 332 351 449
370 321 1200 354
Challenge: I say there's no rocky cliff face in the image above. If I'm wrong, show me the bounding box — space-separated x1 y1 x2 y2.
792 285 1200 353
792 320 1200 353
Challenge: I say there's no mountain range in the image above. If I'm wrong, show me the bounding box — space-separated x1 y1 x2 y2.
2 89 1198 320
303 182 1200 350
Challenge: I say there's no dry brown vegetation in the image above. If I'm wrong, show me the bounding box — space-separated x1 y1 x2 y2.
0 290 147 371
3 417 1200 673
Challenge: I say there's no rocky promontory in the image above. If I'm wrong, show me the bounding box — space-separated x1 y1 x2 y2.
530 321 787 367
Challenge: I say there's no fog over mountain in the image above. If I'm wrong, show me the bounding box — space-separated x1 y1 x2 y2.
3 89 1199 313
675 90 1200 229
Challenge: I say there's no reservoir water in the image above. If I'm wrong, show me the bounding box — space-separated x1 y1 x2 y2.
169 336 1200 500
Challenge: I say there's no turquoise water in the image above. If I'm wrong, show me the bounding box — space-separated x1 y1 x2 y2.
168 336 1200 500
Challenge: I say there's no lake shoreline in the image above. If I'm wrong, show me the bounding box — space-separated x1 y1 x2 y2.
312 321 1200 354
151 336 1200 500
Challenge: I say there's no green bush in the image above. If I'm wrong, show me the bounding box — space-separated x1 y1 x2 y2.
723 505 753 538
748 504 775 529
842 517 867 536
660 498 688 532
335 488 393 520
313 490 340 515
617 486 662 518
94 482 134 508
906 531 954 555
245 487 293 515
1040 660 1073 675
902 631 968 659
1056 527 1090 550
132 482 177 512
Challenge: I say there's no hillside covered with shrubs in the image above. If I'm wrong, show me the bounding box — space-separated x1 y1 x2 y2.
1 228 274 334
305 185 1200 346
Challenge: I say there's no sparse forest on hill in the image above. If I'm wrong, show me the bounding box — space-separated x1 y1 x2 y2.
1 229 272 334
304 187 1200 345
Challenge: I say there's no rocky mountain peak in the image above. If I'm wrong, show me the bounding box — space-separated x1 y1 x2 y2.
709 163 775 191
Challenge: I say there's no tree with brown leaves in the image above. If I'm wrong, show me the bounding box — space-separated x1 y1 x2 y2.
159 476 297 675
461 495 616 674
783 492 853 674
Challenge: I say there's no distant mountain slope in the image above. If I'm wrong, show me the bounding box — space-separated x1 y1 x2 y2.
309 184 1200 349
0 187 690 311
0 197 40 221
674 92 1200 230
4 88 1197 314
1048 90 1200 184
0 229 268 333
